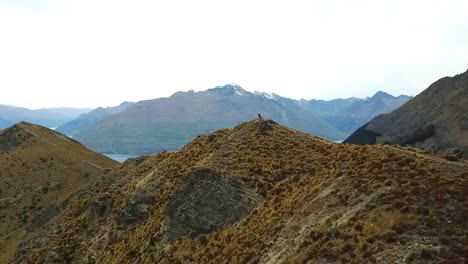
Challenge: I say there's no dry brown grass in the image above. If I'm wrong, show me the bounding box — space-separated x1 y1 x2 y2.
7 120 468 264
0 123 118 263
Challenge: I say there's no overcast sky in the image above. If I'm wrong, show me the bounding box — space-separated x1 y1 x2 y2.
0 0 467 109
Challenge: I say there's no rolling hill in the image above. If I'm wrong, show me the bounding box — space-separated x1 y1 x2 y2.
0 122 118 262
344 70 468 158
74 84 346 154
9 120 468 263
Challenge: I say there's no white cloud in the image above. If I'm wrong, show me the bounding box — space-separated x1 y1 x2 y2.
0 0 467 108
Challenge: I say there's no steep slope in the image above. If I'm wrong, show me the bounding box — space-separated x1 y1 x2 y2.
74 84 345 154
0 122 118 263
56 101 134 136
303 92 411 134
13 120 467 263
344 70 468 158
0 105 91 129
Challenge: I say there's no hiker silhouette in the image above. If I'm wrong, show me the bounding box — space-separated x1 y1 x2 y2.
258 113 263 119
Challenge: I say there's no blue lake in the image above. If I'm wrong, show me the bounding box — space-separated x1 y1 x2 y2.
103 153 138 163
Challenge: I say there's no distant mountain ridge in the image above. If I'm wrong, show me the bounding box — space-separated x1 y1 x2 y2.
0 105 92 129
66 85 411 155
73 84 347 154
0 117 11 128
344 69 468 158
56 101 134 136
257 91 412 134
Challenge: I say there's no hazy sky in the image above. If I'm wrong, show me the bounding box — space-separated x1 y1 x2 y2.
0 0 467 109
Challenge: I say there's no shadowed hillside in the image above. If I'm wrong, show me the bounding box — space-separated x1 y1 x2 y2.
11 120 468 263
0 123 118 263
345 70 468 158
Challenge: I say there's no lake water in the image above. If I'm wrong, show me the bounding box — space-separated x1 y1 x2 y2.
103 153 138 163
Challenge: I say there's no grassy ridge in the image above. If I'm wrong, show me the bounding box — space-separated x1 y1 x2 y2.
13 120 468 263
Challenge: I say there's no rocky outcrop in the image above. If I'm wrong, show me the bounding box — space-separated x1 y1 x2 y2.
165 168 259 241
91 194 113 218
118 192 155 225
30 205 61 229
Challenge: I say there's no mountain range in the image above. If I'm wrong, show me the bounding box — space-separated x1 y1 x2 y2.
302 91 412 133
345 69 468 158
4 119 466 263
72 85 348 154
0 105 91 130
66 85 409 155
56 101 134 136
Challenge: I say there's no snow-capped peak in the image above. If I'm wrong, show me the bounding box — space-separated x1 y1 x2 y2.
254 91 277 100
210 84 249 96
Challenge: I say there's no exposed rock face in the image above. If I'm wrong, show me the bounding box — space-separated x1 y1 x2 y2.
91 194 113 218
30 205 61 228
165 168 259 241
118 192 155 225
344 70 468 158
